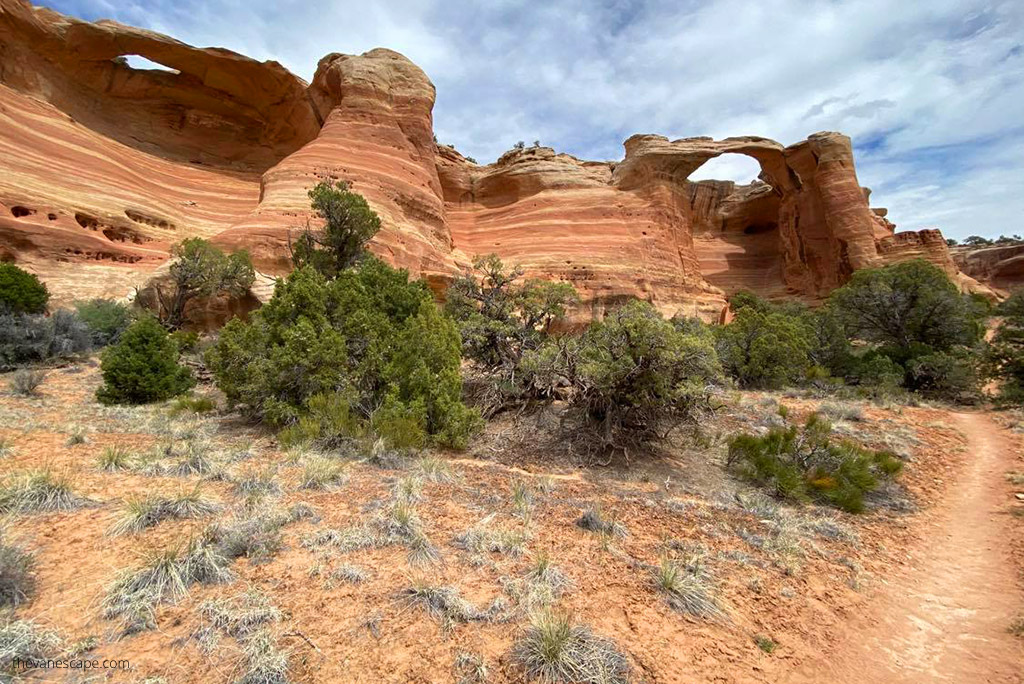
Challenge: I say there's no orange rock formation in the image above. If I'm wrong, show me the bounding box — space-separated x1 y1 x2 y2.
0 0 978 319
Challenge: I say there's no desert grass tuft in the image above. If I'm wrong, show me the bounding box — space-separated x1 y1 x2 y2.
169 395 216 416
402 582 487 632
0 618 63 675
0 438 11 458
511 479 534 518
103 538 233 634
653 556 722 619
392 474 423 504
0 533 35 607
455 515 529 558
197 590 282 646
454 651 489 684
232 467 282 498
367 437 408 470
502 551 572 612
65 426 88 446
0 469 89 513
417 456 457 483
329 564 368 584
206 504 304 563
96 445 135 472
754 634 777 653
299 456 348 490
109 486 220 535
236 628 290 684
511 611 629 684
195 591 289 683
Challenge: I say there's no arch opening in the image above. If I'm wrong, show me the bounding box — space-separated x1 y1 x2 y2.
686 153 787 298
114 55 180 74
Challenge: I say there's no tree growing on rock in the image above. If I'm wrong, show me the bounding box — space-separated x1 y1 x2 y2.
157 239 254 330
290 180 381 278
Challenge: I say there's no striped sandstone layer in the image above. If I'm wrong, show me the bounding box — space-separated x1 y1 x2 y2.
0 0 977 321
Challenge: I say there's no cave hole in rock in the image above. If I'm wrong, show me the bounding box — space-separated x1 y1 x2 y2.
10 206 35 218
687 153 786 298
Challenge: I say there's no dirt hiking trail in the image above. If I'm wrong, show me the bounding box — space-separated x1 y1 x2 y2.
789 412 1023 683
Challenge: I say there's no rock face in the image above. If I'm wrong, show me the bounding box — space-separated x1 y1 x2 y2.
952 244 1024 295
0 0 975 319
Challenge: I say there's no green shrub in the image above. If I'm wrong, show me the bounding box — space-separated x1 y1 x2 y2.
989 291 1024 404
277 392 363 449
0 263 48 314
906 349 983 403
727 413 902 513
445 254 578 415
169 395 216 415
74 299 134 346
97 316 195 405
830 259 983 355
208 261 479 448
169 330 200 353
715 307 812 388
563 300 721 450
290 179 382 277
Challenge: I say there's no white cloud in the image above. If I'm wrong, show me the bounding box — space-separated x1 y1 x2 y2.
45 0 1024 239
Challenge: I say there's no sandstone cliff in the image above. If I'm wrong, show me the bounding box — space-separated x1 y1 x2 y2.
0 0 979 320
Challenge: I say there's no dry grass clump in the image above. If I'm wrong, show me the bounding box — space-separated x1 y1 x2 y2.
0 438 11 458
502 552 572 612
401 582 492 632
511 611 629 684
96 445 137 472
0 468 89 513
207 508 287 563
454 651 489 684
653 556 723 619
0 618 62 676
232 467 282 498
195 591 290 684
196 590 283 651
820 402 865 422
416 456 457 483
235 628 290 684
366 438 408 470
511 479 534 519
0 533 35 607
65 426 88 446
143 428 221 477
329 564 369 584
299 456 348 490
455 514 529 559
576 505 627 537
392 474 424 504
102 538 233 634
109 485 220 535
301 490 438 566
9 369 47 397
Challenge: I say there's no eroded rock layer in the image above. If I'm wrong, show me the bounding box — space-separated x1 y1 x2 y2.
0 0 975 318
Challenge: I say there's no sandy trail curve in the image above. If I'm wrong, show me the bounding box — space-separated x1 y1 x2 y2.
787 411 1023 683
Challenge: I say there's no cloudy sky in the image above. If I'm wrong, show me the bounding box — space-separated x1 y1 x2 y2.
43 0 1024 240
